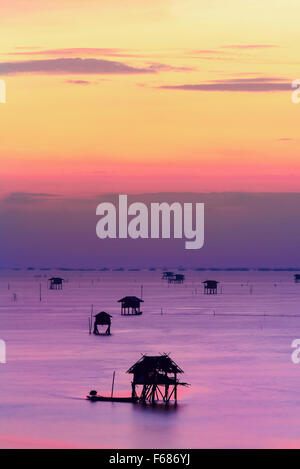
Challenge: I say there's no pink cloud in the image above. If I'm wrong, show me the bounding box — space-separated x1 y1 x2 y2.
221 44 278 49
0 57 156 75
64 79 93 85
8 47 140 58
159 77 292 92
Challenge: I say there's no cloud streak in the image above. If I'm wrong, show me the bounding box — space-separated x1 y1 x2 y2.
190 45 278 55
221 44 278 50
8 48 140 58
0 57 156 76
187 45 279 62
159 77 292 92
276 138 295 142
3 192 61 204
64 79 93 85
148 62 196 72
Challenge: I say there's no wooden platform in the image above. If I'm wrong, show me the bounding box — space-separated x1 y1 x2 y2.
121 311 143 316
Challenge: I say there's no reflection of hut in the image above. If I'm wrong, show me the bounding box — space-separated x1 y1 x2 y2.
295 274 300 283
203 280 218 294
118 296 143 315
93 312 112 335
168 274 185 284
162 271 174 280
48 277 64 290
127 354 188 404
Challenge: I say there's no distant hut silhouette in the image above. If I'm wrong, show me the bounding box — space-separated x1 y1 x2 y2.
295 274 300 283
127 354 188 404
168 274 185 284
162 271 174 280
93 312 112 335
203 280 219 294
48 277 64 290
118 296 143 316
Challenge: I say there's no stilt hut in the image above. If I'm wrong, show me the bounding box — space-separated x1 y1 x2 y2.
93 312 112 335
48 277 64 290
295 274 300 283
162 271 174 280
127 354 187 404
118 296 143 315
203 280 219 294
168 274 185 284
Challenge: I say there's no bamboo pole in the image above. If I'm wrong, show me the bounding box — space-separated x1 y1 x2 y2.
90 304 94 334
111 371 116 398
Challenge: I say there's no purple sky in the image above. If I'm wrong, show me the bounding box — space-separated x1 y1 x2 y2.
0 192 299 269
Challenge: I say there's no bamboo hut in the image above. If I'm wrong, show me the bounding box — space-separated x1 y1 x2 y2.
168 274 185 284
48 277 64 290
93 311 112 335
162 271 174 280
118 296 143 315
203 280 219 294
127 354 188 404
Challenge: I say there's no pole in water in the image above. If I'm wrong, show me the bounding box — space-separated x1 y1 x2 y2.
88 316 92 335
39 283 42 302
90 305 94 334
111 371 116 398
141 285 143 300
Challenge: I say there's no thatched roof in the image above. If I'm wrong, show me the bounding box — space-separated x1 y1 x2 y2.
94 311 112 318
127 354 183 375
118 296 144 303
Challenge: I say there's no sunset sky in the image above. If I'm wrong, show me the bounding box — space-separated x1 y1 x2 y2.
1 0 300 199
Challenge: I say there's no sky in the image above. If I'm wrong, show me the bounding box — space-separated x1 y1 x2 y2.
1 192 300 268
0 0 300 198
0 1 300 267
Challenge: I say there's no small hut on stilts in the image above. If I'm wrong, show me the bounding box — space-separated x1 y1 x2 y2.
93 312 112 335
162 271 174 280
86 354 189 404
168 274 185 284
203 280 219 295
48 277 64 290
118 296 143 316
127 354 188 404
294 274 300 284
